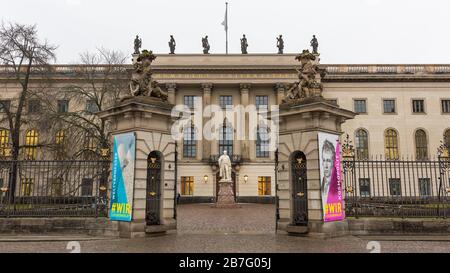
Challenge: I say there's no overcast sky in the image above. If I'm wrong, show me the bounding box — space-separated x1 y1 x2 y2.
2 0 450 64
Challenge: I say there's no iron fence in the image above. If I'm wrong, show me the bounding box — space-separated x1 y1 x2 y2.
342 155 450 218
0 160 110 217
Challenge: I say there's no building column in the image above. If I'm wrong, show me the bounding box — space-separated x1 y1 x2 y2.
275 83 286 105
240 83 251 160
165 83 176 105
202 83 213 159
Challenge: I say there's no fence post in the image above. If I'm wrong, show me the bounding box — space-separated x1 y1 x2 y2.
437 141 448 219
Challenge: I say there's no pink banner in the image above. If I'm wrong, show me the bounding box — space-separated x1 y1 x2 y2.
318 133 345 222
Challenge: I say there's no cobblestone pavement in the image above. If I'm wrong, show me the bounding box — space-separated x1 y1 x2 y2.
177 203 276 234
0 234 450 253
0 203 449 253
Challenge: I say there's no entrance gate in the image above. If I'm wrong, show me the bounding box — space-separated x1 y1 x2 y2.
291 151 308 225
146 151 161 225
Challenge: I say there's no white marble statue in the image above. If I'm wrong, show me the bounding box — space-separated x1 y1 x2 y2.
218 150 232 182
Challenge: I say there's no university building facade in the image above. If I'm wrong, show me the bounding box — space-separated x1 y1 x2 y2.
0 54 449 204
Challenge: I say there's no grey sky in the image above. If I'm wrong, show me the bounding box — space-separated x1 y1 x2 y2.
2 0 450 64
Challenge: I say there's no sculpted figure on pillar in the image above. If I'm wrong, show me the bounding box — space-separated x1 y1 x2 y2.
282 49 326 104
134 35 142 54
128 49 168 101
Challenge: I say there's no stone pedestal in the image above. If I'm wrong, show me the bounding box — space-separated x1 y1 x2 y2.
214 180 241 208
98 96 177 238
276 97 356 237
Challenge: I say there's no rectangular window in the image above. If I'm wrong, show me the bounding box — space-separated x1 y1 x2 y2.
184 96 198 110
21 178 34 197
219 122 233 156
359 178 370 197
183 126 196 158
28 100 41 113
419 178 431 197
383 99 396 113
181 176 194 195
81 178 93 196
85 100 99 113
441 100 450 113
412 99 425 113
0 178 3 197
219 95 232 110
354 99 367 114
258 176 271 196
0 100 11 113
255 96 268 111
51 178 63 196
57 100 69 113
256 126 269 157
389 178 401 196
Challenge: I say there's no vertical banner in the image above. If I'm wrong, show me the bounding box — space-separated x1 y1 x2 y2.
109 132 135 222
318 132 345 222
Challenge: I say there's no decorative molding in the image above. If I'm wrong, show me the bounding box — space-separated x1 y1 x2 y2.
201 83 213 91
165 82 177 90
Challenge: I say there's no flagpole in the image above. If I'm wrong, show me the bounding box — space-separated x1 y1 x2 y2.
225 2 228 54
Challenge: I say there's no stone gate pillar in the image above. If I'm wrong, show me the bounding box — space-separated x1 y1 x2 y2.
277 98 355 237
98 96 176 238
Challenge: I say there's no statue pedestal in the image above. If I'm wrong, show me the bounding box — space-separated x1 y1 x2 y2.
213 181 241 208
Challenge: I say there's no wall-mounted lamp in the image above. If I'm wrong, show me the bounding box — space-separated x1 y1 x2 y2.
203 175 208 183
243 175 248 183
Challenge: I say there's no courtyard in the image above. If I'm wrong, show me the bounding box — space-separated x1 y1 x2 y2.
176 203 276 234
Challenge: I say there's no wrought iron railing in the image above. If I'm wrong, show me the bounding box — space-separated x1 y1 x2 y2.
0 160 110 217
341 137 450 218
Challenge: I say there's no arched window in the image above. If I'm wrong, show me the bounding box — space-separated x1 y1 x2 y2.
183 123 196 158
55 130 65 145
84 132 97 152
256 125 270 157
384 129 399 160
415 129 428 160
355 129 369 159
25 130 39 160
444 129 450 155
219 119 233 156
445 129 450 148
0 129 9 149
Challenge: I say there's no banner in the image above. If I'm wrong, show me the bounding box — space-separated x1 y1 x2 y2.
109 132 135 222
318 132 345 222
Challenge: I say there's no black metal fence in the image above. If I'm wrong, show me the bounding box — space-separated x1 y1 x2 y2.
342 156 450 218
0 160 110 217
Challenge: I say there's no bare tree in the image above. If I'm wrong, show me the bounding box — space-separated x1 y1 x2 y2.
37 47 128 159
0 22 57 199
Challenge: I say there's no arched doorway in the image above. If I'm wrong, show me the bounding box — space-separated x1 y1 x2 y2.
146 151 162 225
216 171 236 201
291 151 308 226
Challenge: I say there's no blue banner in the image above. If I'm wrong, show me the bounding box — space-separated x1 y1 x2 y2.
109 132 135 222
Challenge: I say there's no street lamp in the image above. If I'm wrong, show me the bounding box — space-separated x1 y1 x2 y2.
243 175 248 183
203 175 208 183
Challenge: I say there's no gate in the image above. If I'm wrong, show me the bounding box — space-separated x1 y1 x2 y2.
291 151 308 225
146 151 162 225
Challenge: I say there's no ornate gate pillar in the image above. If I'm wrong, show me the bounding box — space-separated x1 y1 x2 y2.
277 98 355 237
276 49 356 237
98 96 176 238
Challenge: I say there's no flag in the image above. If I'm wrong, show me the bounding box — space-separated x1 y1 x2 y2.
221 3 228 31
